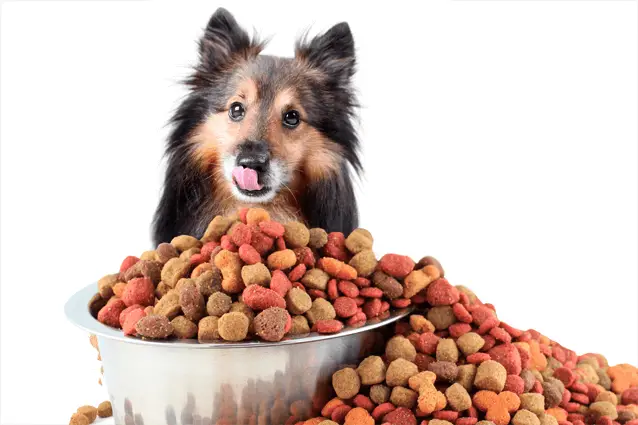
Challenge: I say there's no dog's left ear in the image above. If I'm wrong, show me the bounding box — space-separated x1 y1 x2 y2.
295 22 355 84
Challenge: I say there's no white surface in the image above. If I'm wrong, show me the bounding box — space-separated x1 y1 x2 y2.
1 1 637 424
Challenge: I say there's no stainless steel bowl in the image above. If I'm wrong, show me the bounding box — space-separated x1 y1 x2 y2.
66 284 412 425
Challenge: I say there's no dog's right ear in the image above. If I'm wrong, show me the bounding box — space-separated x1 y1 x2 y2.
197 8 261 72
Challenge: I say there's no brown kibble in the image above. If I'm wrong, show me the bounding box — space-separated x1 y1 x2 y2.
357 355 387 385
198 316 220 341
254 307 289 342
386 358 419 387
308 228 328 249
156 242 178 264
386 335 417 362
436 338 459 363
155 281 171 299
446 383 472 411
241 263 271 286
135 315 173 339
98 274 119 298
153 290 181 319
428 361 459 382
589 401 618 420
285 287 312 315
370 384 391 404
520 393 545 415
179 280 205 322
391 386 418 408
332 367 361 399
97 401 112 418
512 410 541 425
456 364 477 391
195 268 222 298
171 316 198 339
76 406 97 423
161 258 190 288
456 332 485 356
372 271 403 299
305 298 336 325
69 413 90 425
345 228 373 254
202 216 232 243
618 411 636 423
218 312 250 342
427 306 457 330
267 249 297 270
349 250 378 277
474 360 507 392
289 315 310 335
207 292 232 317
301 268 330 290
283 221 310 248
520 369 536 392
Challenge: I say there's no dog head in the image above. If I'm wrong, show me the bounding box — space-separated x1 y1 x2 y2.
184 8 360 205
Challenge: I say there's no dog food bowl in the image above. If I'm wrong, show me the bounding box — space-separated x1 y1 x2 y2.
65 284 412 425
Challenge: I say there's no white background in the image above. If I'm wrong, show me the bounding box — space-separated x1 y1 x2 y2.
1 1 637 424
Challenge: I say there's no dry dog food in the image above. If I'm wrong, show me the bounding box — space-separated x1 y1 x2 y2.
91 208 425 343
69 401 112 425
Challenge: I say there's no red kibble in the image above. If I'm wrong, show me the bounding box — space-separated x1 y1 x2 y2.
270 270 292 297
308 289 327 299
499 322 523 338
220 235 238 252
258 220 285 238
567 414 585 423
97 298 126 328
466 353 491 364
383 407 417 425
250 226 274 255
433 411 459 421
489 327 512 343
316 319 344 334
122 307 146 336
242 284 286 310
372 403 396 422
334 297 358 318
354 277 371 288
426 278 460 306
573 421 586 425
414 353 435 371
288 264 306 282
570 382 588 394
122 277 155 307
238 244 261 265
481 335 497 351
539 343 552 357
561 389 572 406
327 279 339 300
468 406 478 418
477 316 500 334
558 421 573 425
189 253 207 267
347 311 367 327
456 418 478 425
411 293 427 304
353 394 375 412
554 367 576 387
488 343 522 375
563 402 581 413
553 346 567 363
532 380 543 394
435 330 449 338
238 207 249 223
571 392 589 405
449 323 472 338
504 374 525 394
324 232 350 262
360 287 384 298
200 241 220 259
391 298 412 308
331 405 352 423
338 280 360 298
458 292 470 307
396 322 412 335
363 298 382 319
119 256 139 273
416 333 440 355
452 303 473 323
622 388 638 405
380 301 390 313
276 237 286 251
354 296 365 306
516 345 531 369
377 254 415 279
294 247 316 268
119 304 143 327
232 223 253 246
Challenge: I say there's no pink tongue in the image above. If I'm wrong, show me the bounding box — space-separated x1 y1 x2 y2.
232 166 263 191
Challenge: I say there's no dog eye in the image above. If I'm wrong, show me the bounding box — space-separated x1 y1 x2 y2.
229 102 245 121
282 110 300 128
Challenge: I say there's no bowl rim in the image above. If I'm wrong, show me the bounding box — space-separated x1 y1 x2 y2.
65 283 413 349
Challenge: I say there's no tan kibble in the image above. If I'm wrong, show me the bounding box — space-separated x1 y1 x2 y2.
512 410 541 425
386 335 417 362
305 298 336 325
97 401 112 418
539 414 558 425
595 390 618 405
386 358 419 387
175 277 194 292
155 281 171 299
285 287 312 315
408 371 436 392
97 274 119 298
76 406 97 423
289 315 310 335
357 356 387 385
445 383 472 411
390 386 418 409
430 420 454 425
246 208 270 225
370 384 391 404
456 364 477 391
520 393 545 415
332 367 361 399
589 401 618 420
474 360 507 392
202 216 232 242
179 247 200 262
171 234 202 252
301 268 330 290
349 250 378 277
477 422 497 425
69 413 90 425
456 332 485 356
154 290 181 319
409 315 435 333
241 263 271 286
198 316 220 342
345 228 373 254
218 312 250 342
436 338 459 363
318 421 339 425
171 316 198 339
308 228 328 249
427 306 457 330
283 222 310 248
195 268 222 298
161 258 190 288
578 363 600 385
206 292 232 317
140 250 156 261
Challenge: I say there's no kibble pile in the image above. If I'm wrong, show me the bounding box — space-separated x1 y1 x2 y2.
92 207 433 342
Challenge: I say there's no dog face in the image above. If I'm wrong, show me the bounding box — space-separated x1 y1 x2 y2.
187 9 360 205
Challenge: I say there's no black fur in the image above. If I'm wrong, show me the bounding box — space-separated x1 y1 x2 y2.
152 8 360 245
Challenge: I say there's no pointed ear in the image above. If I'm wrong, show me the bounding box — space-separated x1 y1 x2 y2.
295 22 356 84
198 8 262 71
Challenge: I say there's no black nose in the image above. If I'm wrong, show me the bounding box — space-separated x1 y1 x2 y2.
236 141 270 173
